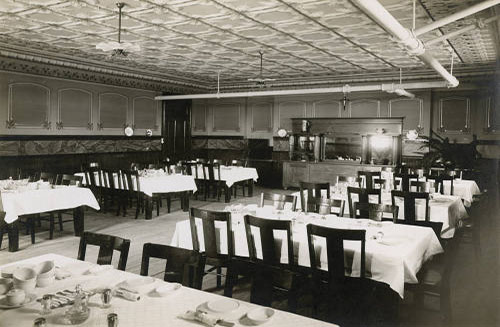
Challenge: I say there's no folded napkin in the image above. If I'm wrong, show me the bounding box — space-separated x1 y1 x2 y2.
179 310 234 327
55 267 72 280
114 288 141 301
84 264 113 275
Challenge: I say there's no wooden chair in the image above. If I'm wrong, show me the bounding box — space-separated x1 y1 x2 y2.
59 174 83 186
189 208 232 289
435 175 454 195
185 161 203 200
122 170 145 219
243 215 300 312
306 197 345 217
140 243 205 289
230 159 248 198
352 202 398 222
202 163 226 201
347 187 381 218
337 175 362 186
357 171 381 189
50 174 84 237
77 231 130 271
410 180 427 192
299 182 330 212
306 224 397 325
39 172 56 184
259 193 297 211
230 159 247 167
391 190 429 223
373 178 387 189
393 173 419 191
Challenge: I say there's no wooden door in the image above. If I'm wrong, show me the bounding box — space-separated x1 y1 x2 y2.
162 100 192 162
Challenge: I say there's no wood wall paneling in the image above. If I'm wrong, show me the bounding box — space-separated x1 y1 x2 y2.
389 98 423 131
133 97 157 130
439 97 470 134
250 101 273 134
58 88 92 130
98 93 128 130
8 83 50 129
313 99 341 118
485 95 500 133
277 100 306 131
349 99 380 118
212 103 241 132
191 103 207 134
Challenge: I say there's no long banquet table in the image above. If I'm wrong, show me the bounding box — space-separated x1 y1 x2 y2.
0 253 336 327
171 206 443 298
0 185 100 252
293 188 468 238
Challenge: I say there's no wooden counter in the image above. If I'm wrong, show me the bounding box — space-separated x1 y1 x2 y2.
283 160 393 189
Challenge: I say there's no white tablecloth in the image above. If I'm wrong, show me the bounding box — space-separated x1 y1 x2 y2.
171 207 443 298
0 186 100 224
193 166 258 188
442 179 481 207
293 190 468 238
0 254 335 327
77 172 197 197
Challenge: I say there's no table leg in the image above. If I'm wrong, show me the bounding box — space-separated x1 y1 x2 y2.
247 180 254 197
225 186 231 203
183 192 190 212
145 196 153 220
73 207 84 237
7 221 19 252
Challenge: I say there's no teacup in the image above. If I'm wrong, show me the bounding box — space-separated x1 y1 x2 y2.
0 278 13 295
35 261 55 278
5 289 25 306
13 267 37 292
37 275 55 288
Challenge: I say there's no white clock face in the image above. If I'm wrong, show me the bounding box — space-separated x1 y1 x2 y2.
124 126 134 137
277 128 287 137
146 129 153 137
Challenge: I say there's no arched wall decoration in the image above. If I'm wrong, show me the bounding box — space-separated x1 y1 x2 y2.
348 99 380 118
192 103 207 133
485 96 500 133
7 82 50 129
277 100 307 131
388 98 423 131
250 101 273 133
98 92 128 130
312 99 342 118
212 102 241 132
438 96 470 134
57 88 92 130
132 96 158 131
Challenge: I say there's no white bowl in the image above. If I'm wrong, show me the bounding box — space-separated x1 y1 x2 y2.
13 267 37 292
35 261 55 278
247 307 275 324
0 278 13 295
36 275 55 288
5 289 25 306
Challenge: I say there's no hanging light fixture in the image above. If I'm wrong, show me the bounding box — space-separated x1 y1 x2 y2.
247 50 276 87
96 2 140 57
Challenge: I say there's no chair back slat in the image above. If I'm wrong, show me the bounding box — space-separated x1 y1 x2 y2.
306 197 345 217
299 182 330 212
391 190 429 222
347 187 381 218
357 171 381 189
259 193 297 211
353 202 398 222
77 231 130 271
189 208 232 259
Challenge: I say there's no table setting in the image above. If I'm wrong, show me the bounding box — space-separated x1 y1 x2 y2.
0 254 333 327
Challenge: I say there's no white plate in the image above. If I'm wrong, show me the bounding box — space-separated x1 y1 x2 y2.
0 293 37 309
196 301 245 321
153 283 181 297
247 307 275 324
207 299 240 313
118 276 156 293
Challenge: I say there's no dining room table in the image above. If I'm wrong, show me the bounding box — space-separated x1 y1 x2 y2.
293 186 468 238
171 205 443 299
77 170 198 219
0 253 337 327
0 181 100 252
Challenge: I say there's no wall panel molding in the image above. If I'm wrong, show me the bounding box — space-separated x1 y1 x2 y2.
313 99 341 118
349 99 380 117
439 96 470 134
98 92 128 130
389 98 423 131
7 82 50 130
132 96 158 131
57 88 92 130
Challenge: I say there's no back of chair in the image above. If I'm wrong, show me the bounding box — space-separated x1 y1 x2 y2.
202 163 221 182
244 215 294 266
347 187 382 218
373 178 388 190
391 190 429 223
39 172 56 184
299 182 330 212
307 224 366 281
410 180 427 192
189 208 232 259
140 243 205 289
184 162 199 179
393 173 418 192
60 174 83 186
353 202 398 222
337 176 362 186
230 159 246 167
357 171 381 189
435 175 454 195
102 169 117 190
259 193 297 211
77 231 130 271
122 170 140 194
307 197 345 217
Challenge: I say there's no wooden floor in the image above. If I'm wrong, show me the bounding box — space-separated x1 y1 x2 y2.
0 185 498 326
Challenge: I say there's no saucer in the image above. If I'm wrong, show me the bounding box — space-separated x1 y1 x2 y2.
0 293 37 309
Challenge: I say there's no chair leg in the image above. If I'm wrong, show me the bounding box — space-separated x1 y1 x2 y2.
37 214 41 227
58 212 63 231
167 196 171 213
0 226 4 249
216 267 222 288
29 217 35 244
49 214 54 240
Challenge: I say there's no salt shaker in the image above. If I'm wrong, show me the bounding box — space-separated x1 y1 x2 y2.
40 294 53 315
108 313 118 327
101 288 112 308
33 317 46 327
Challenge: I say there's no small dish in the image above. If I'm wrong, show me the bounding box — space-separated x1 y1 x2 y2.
0 278 13 295
0 292 36 309
207 298 240 313
1 266 18 279
117 276 156 293
247 307 275 324
154 283 181 297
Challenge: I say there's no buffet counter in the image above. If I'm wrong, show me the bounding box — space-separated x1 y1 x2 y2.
282 160 394 189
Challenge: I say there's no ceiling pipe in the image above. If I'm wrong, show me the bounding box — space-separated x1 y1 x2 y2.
414 0 500 36
350 0 459 87
154 81 447 100
425 15 500 46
